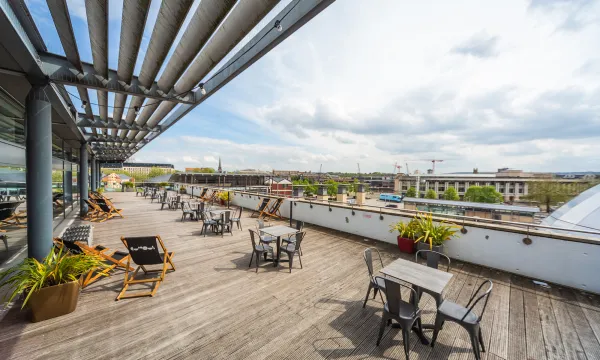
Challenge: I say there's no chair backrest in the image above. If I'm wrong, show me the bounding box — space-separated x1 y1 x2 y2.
257 220 266 229
248 229 259 248
462 279 493 323
377 276 419 316
235 207 242 218
258 198 269 211
121 236 164 265
222 211 231 223
59 239 85 254
295 220 304 231
363 247 384 278
415 250 451 272
292 231 306 251
270 198 283 212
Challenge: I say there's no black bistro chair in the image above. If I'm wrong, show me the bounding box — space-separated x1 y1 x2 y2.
248 229 274 273
256 220 275 247
375 276 423 360
363 247 386 308
279 231 305 273
414 249 451 308
116 235 175 300
229 207 243 230
217 211 233 237
282 220 304 255
200 211 217 237
431 279 493 360
181 201 196 222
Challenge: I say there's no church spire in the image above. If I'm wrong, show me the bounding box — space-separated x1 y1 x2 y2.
218 157 222 173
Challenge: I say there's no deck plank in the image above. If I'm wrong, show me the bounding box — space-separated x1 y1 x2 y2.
0 192 598 360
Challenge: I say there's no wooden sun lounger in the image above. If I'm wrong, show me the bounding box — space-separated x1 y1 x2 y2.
116 235 175 300
54 238 133 288
261 198 285 219
251 198 271 218
0 204 27 231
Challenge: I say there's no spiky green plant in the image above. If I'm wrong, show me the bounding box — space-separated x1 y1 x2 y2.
389 218 422 240
0 247 107 308
414 213 460 248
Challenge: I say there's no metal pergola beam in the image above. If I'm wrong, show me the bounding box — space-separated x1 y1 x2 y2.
77 113 160 132
86 135 144 144
40 53 197 104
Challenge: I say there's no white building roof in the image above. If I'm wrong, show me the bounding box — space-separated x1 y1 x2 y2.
542 184 600 235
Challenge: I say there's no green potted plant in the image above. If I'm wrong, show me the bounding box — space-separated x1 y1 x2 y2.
414 213 459 262
0 247 107 322
96 186 105 194
389 217 421 253
218 191 231 206
179 185 187 194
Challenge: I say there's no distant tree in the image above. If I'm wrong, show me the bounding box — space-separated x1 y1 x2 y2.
405 187 417 197
464 185 503 203
51 170 63 184
188 167 215 173
425 189 437 199
325 179 338 197
523 181 572 212
443 187 459 201
292 179 317 196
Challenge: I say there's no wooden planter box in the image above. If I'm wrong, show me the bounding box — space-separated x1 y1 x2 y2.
28 280 80 322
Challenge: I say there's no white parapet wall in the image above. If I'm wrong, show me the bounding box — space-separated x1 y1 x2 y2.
180 185 600 294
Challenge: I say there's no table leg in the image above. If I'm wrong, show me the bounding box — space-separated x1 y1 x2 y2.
274 236 281 267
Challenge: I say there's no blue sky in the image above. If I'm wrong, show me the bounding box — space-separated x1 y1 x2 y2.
27 0 600 173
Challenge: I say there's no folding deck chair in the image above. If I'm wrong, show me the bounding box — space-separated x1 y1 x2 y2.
102 198 125 219
116 235 175 300
198 188 208 199
54 238 133 288
0 201 26 231
251 198 271 218
261 198 284 219
83 200 113 222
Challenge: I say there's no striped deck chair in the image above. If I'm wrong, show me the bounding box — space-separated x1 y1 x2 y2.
54 238 133 288
251 198 271 218
262 198 285 219
116 235 175 300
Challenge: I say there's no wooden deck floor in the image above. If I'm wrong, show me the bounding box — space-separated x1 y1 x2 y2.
1 192 599 360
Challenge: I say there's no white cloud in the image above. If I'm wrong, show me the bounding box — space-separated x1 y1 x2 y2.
139 0 600 173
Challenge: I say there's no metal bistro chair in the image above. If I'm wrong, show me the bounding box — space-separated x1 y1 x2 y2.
282 220 304 255
256 220 275 247
200 211 217 237
171 195 182 210
279 231 305 273
375 276 423 360
229 207 243 230
160 193 171 210
363 248 386 308
248 229 274 273
181 201 196 222
431 279 493 360
414 250 451 308
217 211 233 237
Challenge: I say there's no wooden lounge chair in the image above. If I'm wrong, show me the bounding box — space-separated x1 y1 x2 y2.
116 235 175 300
261 198 284 219
83 200 111 222
54 238 133 288
251 198 271 218
0 201 27 231
102 198 125 219
198 188 208 199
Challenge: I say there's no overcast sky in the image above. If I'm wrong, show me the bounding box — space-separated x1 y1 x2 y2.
29 0 600 173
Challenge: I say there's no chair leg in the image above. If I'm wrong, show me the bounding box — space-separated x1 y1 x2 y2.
376 313 388 346
255 251 260 273
363 282 373 308
298 252 302 268
469 328 482 360
373 287 379 299
478 327 486 353
288 253 293 273
249 252 254 268
402 328 410 359
431 313 444 348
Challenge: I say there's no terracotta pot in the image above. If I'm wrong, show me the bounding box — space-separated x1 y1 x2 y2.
28 280 80 322
397 236 416 254
220 199 226 206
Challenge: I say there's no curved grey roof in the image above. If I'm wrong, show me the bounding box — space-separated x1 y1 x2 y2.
541 184 600 234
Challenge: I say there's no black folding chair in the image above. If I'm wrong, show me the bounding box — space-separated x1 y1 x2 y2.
431 279 493 360
116 236 175 300
375 276 423 360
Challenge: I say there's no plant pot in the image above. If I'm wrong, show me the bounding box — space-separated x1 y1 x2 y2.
220 199 226 206
416 242 444 258
396 236 416 254
28 280 80 322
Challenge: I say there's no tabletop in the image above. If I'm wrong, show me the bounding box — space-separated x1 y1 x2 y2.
380 258 453 295
210 209 231 215
260 225 298 237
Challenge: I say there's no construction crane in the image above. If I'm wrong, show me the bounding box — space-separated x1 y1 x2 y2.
422 159 444 174
318 164 323 182
405 162 410 175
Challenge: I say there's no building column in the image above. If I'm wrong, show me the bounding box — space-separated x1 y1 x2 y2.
63 151 73 206
80 143 89 215
90 155 97 191
25 85 53 260
97 161 102 187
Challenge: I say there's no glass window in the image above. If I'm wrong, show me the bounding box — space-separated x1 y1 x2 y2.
0 116 25 146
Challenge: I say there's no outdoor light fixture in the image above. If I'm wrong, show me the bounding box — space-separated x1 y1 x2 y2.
199 83 207 95
134 106 140 116
81 100 87 109
274 20 282 32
